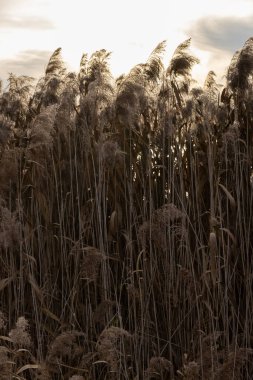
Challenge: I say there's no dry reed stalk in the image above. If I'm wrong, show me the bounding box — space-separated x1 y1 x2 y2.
209 231 218 286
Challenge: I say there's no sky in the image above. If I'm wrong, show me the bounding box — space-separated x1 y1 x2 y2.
0 0 252 87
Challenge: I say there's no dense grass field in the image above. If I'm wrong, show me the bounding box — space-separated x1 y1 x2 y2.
0 38 253 379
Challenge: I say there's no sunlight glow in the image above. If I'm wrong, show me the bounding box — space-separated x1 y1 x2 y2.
0 0 252 83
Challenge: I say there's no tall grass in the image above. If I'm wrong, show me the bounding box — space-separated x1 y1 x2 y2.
0 38 253 379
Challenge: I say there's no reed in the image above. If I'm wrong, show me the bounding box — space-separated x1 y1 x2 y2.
0 38 253 379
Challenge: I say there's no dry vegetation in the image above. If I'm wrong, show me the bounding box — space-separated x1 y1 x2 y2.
0 37 253 379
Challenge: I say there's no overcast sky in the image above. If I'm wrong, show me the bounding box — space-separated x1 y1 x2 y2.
0 0 252 86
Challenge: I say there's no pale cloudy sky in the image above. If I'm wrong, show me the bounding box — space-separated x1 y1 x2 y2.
0 0 252 86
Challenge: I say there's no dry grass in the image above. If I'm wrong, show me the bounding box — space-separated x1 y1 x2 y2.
0 39 253 378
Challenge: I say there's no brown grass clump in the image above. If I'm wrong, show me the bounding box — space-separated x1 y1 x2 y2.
78 246 105 281
0 311 6 331
0 204 20 249
100 139 125 168
214 348 253 380
8 316 32 347
138 203 184 251
177 357 200 379
35 363 51 380
0 115 14 146
47 330 84 365
145 356 172 378
28 104 57 157
96 326 132 373
0 346 12 380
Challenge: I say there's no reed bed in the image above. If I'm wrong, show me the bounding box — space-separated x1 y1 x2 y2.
0 38 253 379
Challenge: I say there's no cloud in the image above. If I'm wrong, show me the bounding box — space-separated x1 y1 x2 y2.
0 14 54 30
0 50 52 82
187 15 253 54
0 0 54 30
185 15 253 82
0 0 17 9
